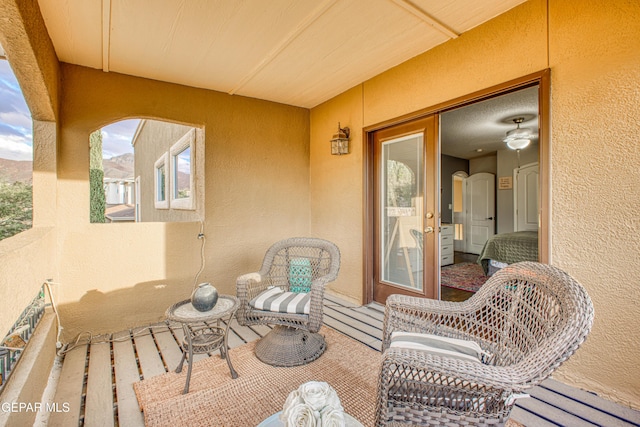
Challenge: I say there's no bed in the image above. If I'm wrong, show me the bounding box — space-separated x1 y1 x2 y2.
477 231 538 275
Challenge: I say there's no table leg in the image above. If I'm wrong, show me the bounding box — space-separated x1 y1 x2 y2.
221 316 238 379
175 350 186 374
183 324 194 394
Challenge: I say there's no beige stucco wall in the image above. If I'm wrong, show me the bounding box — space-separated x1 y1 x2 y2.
0 0 59 340
310 85 364 303
133 120 204 222
0 228 56 336
55 64 310 339
309 0 640 408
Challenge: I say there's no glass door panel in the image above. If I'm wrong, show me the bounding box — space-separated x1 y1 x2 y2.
371 115 438 305
380 134 424 291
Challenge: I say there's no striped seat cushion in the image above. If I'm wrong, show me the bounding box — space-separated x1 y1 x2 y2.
390 331 490 364
249 287 310 315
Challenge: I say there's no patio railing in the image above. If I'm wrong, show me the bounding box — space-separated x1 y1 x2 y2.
0 286 45 391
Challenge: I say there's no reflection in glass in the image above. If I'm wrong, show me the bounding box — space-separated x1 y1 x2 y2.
156 164 166 201
174 146 191 199
380 133 423 291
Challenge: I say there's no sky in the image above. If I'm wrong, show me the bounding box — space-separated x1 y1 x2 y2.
0 59 137 161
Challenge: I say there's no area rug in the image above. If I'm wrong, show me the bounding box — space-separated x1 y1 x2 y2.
441 262 488 293
134 327 380 426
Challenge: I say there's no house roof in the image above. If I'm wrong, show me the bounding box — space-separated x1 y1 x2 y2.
36 0 526 109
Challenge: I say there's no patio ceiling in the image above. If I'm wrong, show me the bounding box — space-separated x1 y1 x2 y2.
37 0 526 109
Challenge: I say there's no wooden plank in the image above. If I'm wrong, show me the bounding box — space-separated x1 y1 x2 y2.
516 395 598 426
84 342 115 427
132 328 165 379
322 318 381 351
227 318 260 343
48 344 88 427
247 323 272 338
324 294 359 308
510 406 559 427
224 327 245 350
112 330 144 427
324 303 384 332
541 379 640 424
528 383 639 427
366 301 386 313
354 305 385 322
150 323 183 372
323 306 382 340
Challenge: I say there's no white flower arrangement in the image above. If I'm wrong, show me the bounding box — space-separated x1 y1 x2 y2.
280 381 346 427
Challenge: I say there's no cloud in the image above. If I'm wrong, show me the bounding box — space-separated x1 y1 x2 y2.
0 134 33 161
0 60 32 160
102 119 139 158
0 111 32 130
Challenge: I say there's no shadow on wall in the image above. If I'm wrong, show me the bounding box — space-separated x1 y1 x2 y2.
57 279 193 342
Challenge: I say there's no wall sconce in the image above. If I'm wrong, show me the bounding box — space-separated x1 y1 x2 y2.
330 122 350 155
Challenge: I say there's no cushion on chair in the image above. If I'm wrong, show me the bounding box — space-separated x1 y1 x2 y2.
249 286 310 314
390 331 489 364
289 257 313 293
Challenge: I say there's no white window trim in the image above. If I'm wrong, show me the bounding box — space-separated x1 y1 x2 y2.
154 152 169 209
169 129 196 210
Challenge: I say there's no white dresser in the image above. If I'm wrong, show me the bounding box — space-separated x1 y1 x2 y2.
440 224 454 266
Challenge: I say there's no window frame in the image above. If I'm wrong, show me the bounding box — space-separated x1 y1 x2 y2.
154 152 169 209
169 129 196 210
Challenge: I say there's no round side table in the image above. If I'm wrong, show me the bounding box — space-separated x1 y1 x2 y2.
165 294 239 394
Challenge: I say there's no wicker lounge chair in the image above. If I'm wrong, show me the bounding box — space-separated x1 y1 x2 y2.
375 261 594 426
236 237 340 367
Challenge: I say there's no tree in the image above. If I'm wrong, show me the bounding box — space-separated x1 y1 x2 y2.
0 181 32 240
89 130 106 223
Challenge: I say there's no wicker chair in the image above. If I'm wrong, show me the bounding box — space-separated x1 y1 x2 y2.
375 261 594 426
236 237 340 367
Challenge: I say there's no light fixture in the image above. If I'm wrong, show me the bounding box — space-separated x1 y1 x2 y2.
330 122 350 155
504 117 532 150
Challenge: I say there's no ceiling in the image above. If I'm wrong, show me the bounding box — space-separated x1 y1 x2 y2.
441 85 539 159
36 0 527 109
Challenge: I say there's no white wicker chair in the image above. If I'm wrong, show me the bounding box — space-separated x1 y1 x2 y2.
236 237 340 367
375 262 594 426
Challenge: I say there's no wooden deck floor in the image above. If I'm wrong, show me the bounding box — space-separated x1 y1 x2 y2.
47 295 640 427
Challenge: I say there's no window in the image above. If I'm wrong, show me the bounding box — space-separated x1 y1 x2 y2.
154 153 169 209
169 129 195 210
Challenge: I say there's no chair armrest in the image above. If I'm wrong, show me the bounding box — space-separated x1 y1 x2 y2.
236 272 265 325
382 294 484 350
302 276 328 333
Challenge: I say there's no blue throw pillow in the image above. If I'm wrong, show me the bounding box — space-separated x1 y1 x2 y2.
289 258 312 293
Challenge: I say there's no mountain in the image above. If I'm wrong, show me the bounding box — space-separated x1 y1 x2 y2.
0 153 135 184
103 153 134 179
0 158 32 184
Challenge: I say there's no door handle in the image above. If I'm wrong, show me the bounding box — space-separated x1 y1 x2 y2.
486 217 494 220
424 226 434 234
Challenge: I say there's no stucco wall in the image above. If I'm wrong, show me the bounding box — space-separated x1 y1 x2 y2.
56 64 310 339
0 228 57 337
133 119 204 222
310 85 364 304
546 0 640 408
0 0 59 340
309 0 640 408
